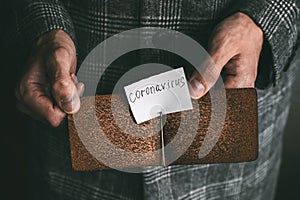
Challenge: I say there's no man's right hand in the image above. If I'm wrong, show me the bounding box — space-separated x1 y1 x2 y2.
15 30 84 127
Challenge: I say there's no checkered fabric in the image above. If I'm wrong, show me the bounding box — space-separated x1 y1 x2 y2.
13 0 299 199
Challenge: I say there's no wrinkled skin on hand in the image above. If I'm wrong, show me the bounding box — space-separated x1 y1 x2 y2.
189 12 263 99
16 12 263 127
15 30 84 127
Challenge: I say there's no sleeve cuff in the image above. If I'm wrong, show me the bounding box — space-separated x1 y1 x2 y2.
16 1 76 53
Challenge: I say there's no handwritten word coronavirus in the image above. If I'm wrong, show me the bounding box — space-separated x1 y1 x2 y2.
129 76 185 103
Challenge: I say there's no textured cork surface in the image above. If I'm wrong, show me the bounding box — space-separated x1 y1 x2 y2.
68 88 258 171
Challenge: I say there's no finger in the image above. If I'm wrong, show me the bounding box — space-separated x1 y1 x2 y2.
71 73 78 84
46 48 80 114
222 75 255 88
188 60 216 99
52 77 80 114
71 74 85 97
188 36 238 99
17 93 66 127
221 58 256 88
188 54 230 99
76 82 85 97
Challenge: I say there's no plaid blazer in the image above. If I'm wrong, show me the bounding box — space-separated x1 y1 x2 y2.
14 0 299 200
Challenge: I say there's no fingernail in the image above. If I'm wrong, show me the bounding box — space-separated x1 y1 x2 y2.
74 76 78 84
61 97 79 113
189 79 204 99
71 74 78 84
78 83 85 97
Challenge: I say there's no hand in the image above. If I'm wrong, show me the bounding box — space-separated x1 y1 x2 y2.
189 12 263 99
15 30 84 127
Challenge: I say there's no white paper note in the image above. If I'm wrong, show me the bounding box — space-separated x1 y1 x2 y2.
124 67 193 124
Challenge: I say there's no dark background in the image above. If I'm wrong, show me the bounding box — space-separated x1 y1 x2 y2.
275 52 300 200
1 3 299 200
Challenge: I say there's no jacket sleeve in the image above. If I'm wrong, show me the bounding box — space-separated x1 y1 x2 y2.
236 0 299 88
14 0 76 53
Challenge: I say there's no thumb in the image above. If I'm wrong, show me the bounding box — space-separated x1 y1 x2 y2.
188 59 222 100
47 48 80 114
188 45 236 99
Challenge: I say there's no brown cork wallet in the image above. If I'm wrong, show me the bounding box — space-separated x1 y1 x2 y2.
68 88 258 171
